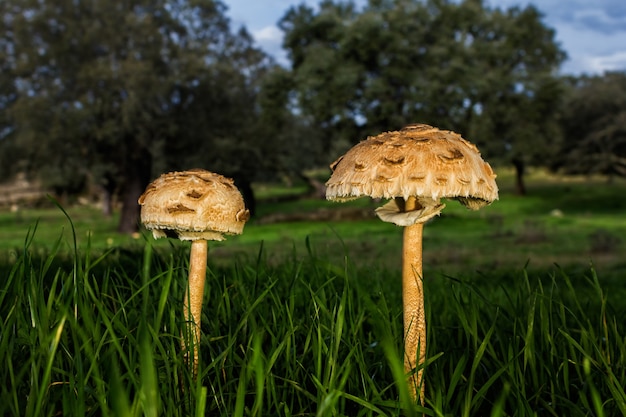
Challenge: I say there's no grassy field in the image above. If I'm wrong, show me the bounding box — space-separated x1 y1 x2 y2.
2 168 624 276
1 169 625 416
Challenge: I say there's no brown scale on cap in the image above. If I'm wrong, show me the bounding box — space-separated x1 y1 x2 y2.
138 168 250 241
326 123 498 209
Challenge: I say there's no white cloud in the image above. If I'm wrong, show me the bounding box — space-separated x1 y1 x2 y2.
251 25 289 65
555 21 626 74
252 25 283 42
588 51 626 73
570 8 626 34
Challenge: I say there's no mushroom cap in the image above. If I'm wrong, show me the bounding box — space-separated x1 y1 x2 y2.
325 124 498 210
138 169 250 241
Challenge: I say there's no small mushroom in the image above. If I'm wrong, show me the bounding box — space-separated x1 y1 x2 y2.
325 124 498 402
138 168 250 377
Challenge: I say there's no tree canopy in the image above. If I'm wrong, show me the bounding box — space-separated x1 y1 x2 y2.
554 71 626 178
279 0 566 191
4 0 622 231
1 0 271 232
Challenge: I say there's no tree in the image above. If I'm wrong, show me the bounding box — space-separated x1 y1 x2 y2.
555 71 626 178
161 24 273 216
253 65 329 195
455 3 566 194
278 0 566 190
2 0 269 232
0 1 20 179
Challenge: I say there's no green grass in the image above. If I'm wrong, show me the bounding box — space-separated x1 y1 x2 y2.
2 221 626 416
1 169 626 415
2 169 625 278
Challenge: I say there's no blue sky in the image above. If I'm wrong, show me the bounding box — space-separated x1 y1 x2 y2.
223 0 626 76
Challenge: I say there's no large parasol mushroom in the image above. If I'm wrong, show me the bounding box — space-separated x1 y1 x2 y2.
325 124 498 402
138 168 250 377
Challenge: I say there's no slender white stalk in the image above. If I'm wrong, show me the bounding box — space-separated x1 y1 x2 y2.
402 197 426 403
182 239 208 378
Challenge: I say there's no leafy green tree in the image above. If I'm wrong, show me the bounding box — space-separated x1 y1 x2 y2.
163 25 273 216
555 71 626 178
254 65 328 195
2 0 269 232
279 0 565 191
0 1 19 179
455 3 566 194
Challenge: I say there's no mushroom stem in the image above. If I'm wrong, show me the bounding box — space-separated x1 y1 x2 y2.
402 196 426 403
183 239 208 378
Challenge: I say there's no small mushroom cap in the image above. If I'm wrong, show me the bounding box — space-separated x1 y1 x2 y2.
325 124 498 210
138 169 250 241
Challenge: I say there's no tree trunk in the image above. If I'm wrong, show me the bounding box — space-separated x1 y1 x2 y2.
101 187 113 218
117 146 152 234
512 157 527 196
101 174 117 218
233 175 257 217
298 171 326 199
117 177 143 234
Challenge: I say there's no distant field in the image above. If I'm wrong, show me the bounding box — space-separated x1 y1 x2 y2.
1 168 625 278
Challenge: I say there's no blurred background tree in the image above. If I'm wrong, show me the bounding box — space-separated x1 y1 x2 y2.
2 0 272 232
1 0 623 232
553 71 626 179
279 0 566 194
0 0 20 180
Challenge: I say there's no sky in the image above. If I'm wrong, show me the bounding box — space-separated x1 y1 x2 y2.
223 0 626 76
